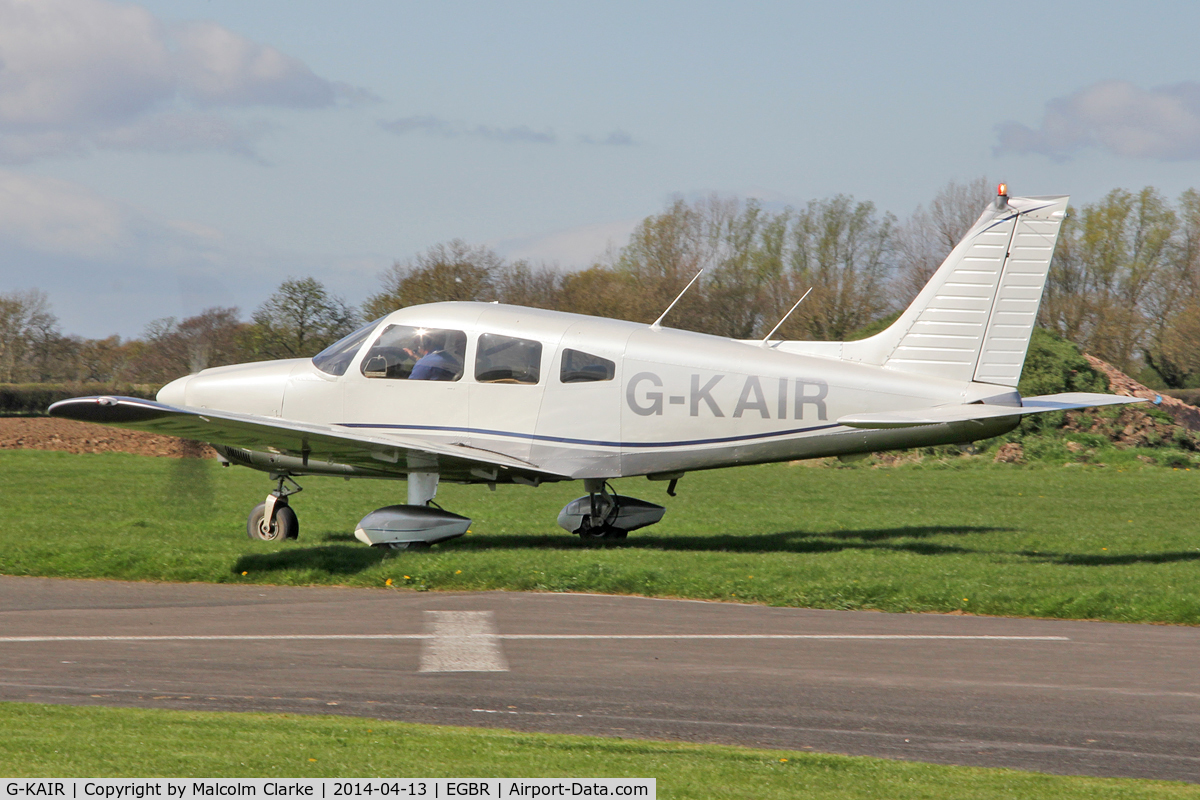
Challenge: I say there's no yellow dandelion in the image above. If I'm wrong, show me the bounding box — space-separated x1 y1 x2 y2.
241 571 247 576
404 575 410 579
780 758 788 763
455 570 462 574
385 578 393 586
308 758 316 762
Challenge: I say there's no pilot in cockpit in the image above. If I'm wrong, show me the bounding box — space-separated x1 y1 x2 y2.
408 332 462 381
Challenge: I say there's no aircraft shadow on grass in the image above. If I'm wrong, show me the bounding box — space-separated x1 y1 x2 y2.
1015 549 1200 566
230 527 1200 577
460 526 1005 557
232 534 385 576
229 526 999 576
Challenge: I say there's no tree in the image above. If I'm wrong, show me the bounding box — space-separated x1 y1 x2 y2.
893 177 992 304
0 289 58 383
1040 187 1177 372
704 200 789 339
251 278 358 359
782 196 896 340
363 240 501 319
495 260 562 309
612 197 715 326
1143 189 1200 386
135 307 251 382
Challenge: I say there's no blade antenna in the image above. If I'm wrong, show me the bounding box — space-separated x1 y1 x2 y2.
760 287 813 347
650 268 705 331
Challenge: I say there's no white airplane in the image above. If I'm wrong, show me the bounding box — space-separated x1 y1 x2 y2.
51 187 1138 548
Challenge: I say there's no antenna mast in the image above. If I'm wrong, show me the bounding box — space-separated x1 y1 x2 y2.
759 287 812 347
650 269 705 330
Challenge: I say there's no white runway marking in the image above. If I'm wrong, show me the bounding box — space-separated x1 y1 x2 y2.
418 610 509 673
0 634 1070 642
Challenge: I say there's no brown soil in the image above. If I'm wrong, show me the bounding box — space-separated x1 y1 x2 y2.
1085 354 1200 432
0 417 215 458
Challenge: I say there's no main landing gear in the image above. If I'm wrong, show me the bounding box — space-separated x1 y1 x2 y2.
247 474 302 542
557 479 666 540
354 471 472 550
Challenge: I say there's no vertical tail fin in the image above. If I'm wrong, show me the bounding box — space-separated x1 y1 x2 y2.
841 190 1069 387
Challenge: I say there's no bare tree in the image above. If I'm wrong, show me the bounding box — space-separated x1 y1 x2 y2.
893 177 993 304
136 307 250 382
0 289 57 383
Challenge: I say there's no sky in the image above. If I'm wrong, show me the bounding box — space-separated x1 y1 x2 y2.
2 0 1199 338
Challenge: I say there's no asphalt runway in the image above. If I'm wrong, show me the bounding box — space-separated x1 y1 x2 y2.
1 576 1197 784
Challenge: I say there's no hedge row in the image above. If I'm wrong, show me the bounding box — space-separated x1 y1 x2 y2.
0 383 161 416
1163 388 1200 407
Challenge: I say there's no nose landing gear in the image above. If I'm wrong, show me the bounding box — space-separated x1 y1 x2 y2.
247 474 302 541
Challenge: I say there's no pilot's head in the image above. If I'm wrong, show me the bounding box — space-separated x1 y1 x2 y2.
418 332 446 354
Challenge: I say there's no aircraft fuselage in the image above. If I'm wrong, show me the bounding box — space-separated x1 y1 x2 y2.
159 302 1020 482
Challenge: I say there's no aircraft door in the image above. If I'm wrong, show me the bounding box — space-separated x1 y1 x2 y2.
467 331 550 462
342 324 469 445
533 326 624 477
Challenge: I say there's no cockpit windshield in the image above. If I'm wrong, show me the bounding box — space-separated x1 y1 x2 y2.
311 318 381 376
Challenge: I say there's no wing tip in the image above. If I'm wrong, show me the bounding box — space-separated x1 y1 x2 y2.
47 395 172 424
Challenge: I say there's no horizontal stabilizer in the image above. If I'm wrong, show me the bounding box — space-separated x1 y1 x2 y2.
837 393 1144 429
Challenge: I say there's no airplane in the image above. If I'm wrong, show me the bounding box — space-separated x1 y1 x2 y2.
50 186 1140 548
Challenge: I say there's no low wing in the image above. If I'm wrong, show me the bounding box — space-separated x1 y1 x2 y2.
48 395 566 483
837 392 1144 429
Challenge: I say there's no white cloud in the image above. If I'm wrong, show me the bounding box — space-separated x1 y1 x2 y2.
0 167 391 337
995 80 1200 161
172 20 338 109
0 0 363 162
0 167 223 263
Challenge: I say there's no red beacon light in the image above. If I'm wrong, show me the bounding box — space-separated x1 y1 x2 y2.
997 182 1008 197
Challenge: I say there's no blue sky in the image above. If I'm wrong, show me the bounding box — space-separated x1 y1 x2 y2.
2 0 1198 337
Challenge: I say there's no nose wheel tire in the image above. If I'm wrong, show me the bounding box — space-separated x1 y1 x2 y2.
247 502 299 541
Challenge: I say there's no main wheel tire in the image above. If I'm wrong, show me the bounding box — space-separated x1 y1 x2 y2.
578 517 627 541
247 502 299 542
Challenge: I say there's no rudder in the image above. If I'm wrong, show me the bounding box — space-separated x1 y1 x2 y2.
841 189 1069 387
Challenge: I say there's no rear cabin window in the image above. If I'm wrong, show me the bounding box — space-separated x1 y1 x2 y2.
560 349 615 383
360 326 467 381
475 333 542 384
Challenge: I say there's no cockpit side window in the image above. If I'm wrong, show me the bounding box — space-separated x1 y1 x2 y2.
474 333 542 384
311 318 381 376
559 349 615 383
360 325 467 381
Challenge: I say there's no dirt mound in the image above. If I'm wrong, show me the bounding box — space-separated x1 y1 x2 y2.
1085 354 1200 432
0 417 215 458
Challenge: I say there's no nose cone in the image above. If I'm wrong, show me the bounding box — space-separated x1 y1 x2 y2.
157 375 192 407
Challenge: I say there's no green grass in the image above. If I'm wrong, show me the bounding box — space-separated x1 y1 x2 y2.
1 450 1198 624
2 703 1196 798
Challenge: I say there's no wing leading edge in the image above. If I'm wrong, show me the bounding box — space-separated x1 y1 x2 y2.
837 392 1144 429
48 395 565 483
